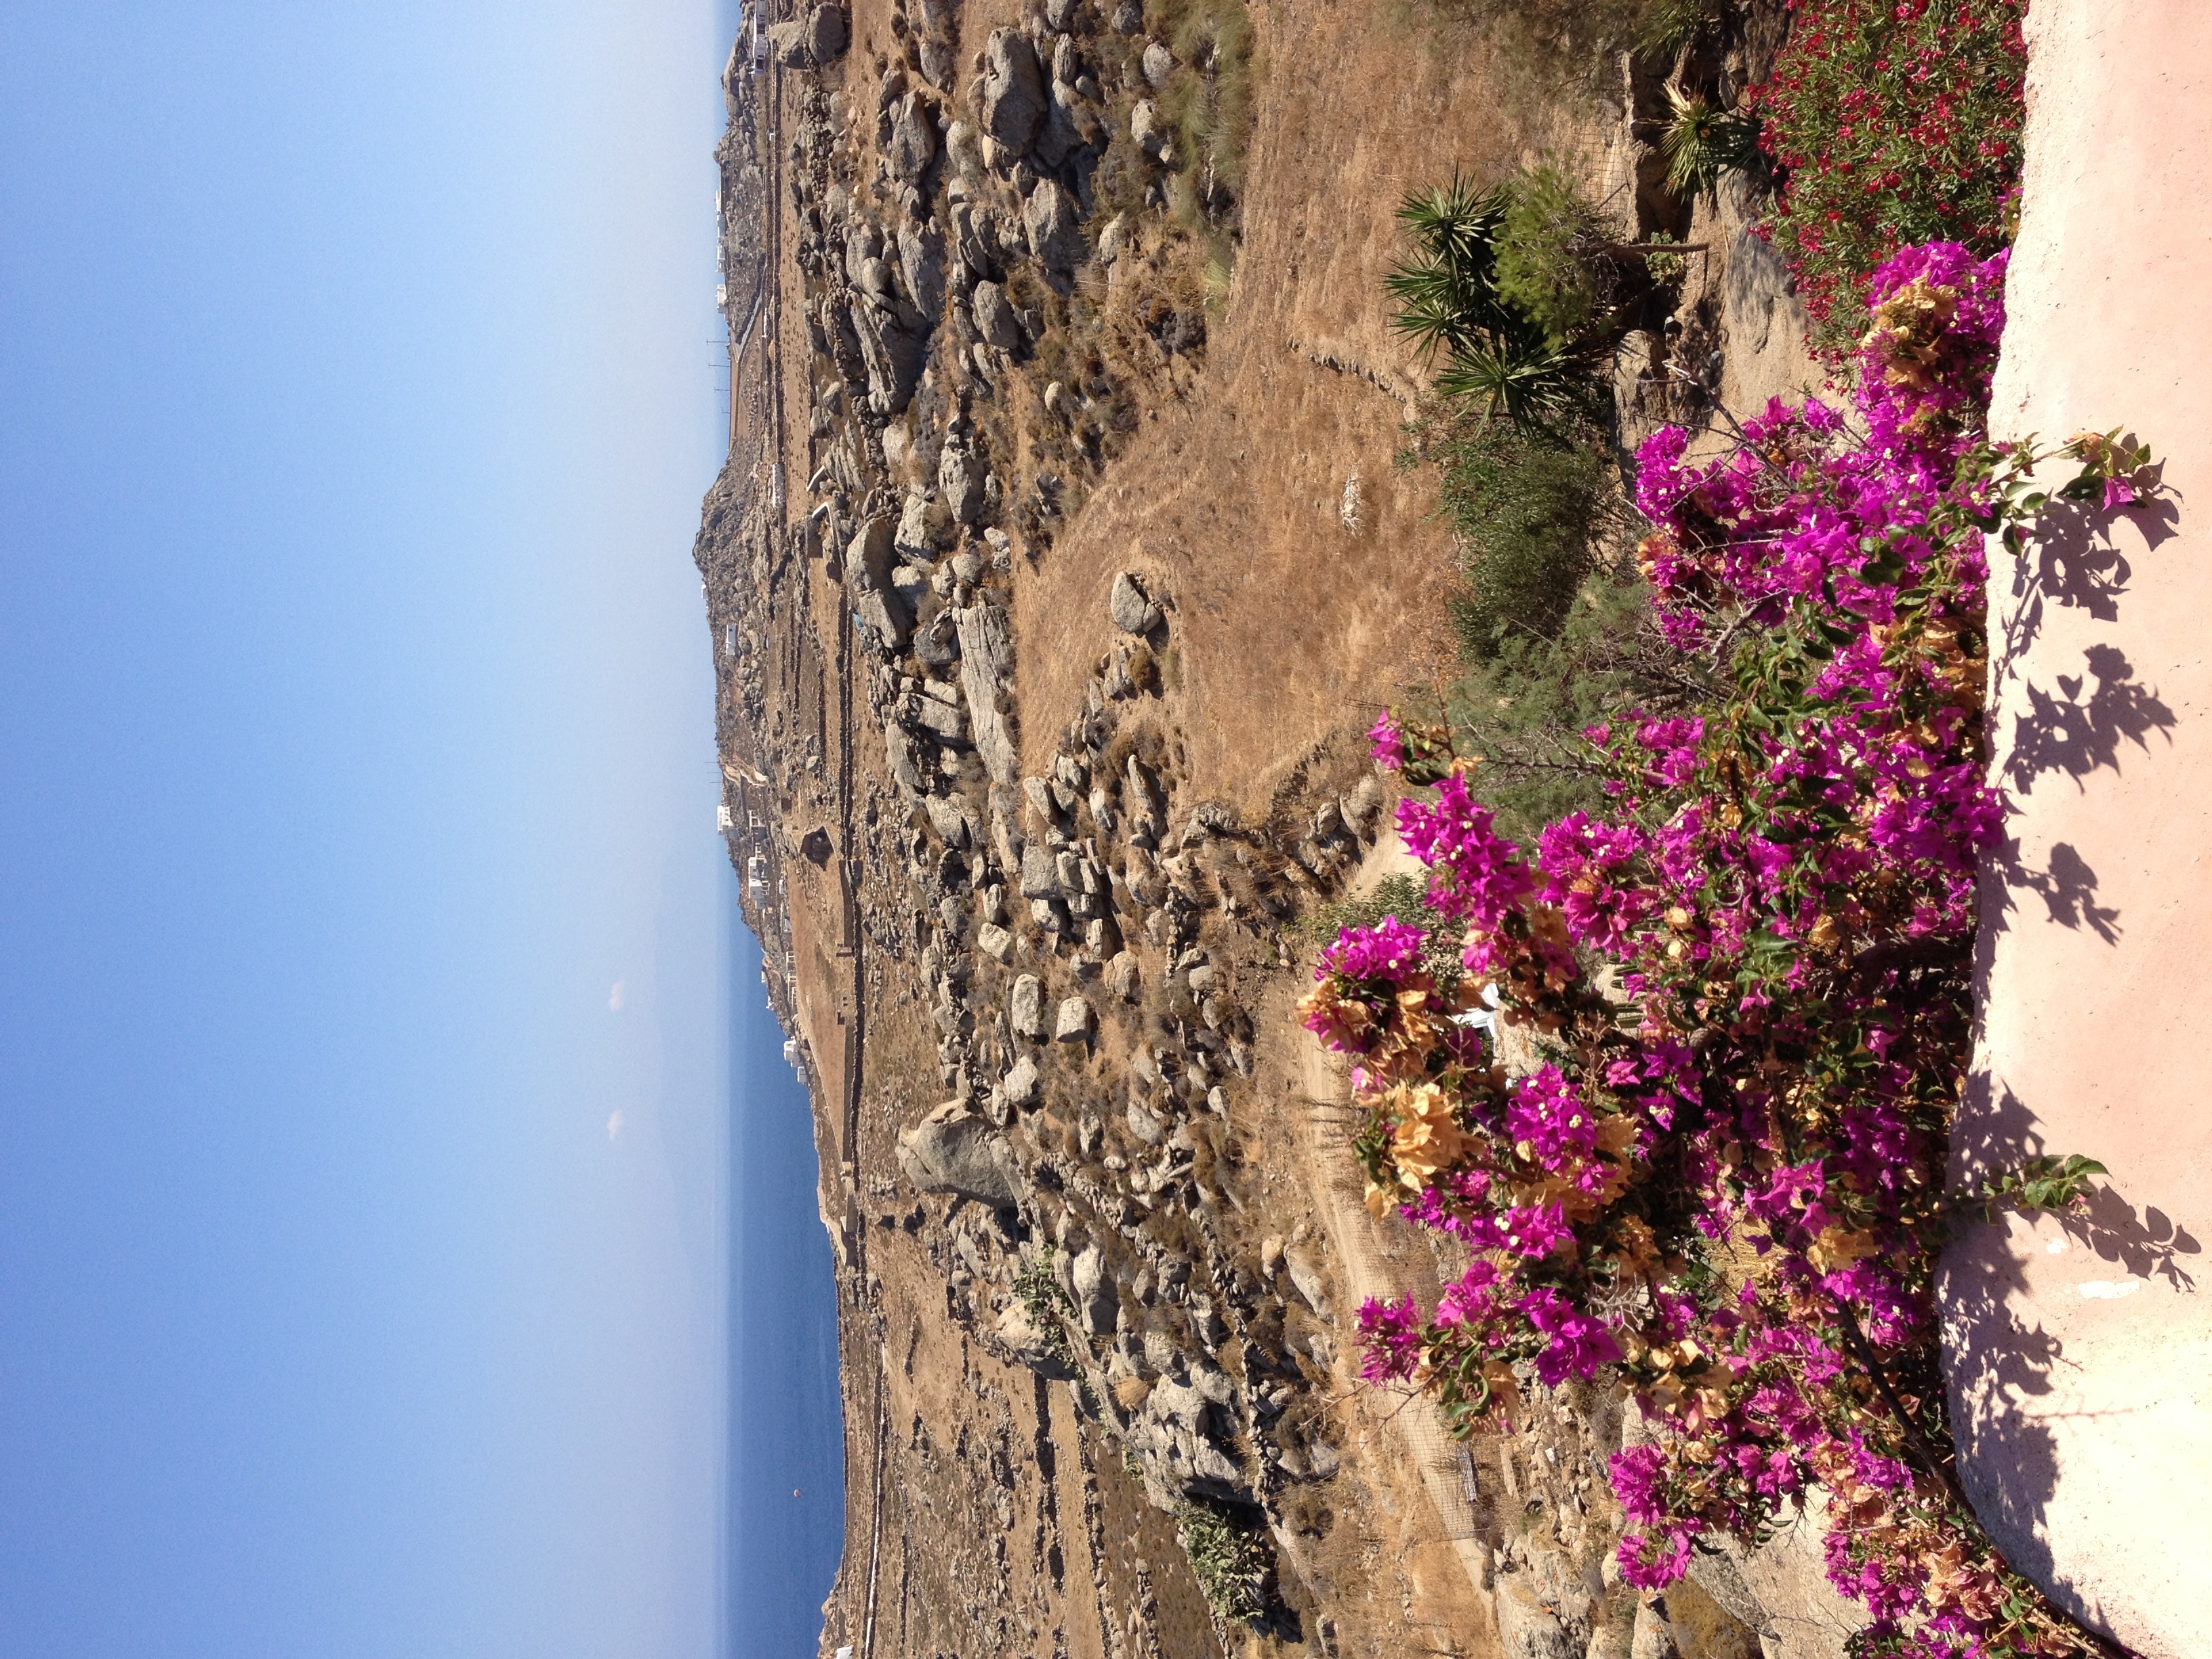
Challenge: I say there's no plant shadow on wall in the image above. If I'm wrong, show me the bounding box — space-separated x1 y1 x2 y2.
1978 461 2183 947
1940 1080 2202 1635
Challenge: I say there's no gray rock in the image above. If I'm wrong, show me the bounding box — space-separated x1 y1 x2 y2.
1003 1054 1040 1108
856 588 912 653
1111 0 1142 30
953 602 1018 784
1044 0 1078 28
939 441 985 525
907 693 967 743
1126 1097 1166 1145
1130 98 1168 158
1010 973 1046 1039
805 3 849 62
1033 76 1092 171
765 19 807 64
846 515 896 591
923 794 970 846
885 91 938 182
977 922 1015 963
1019 844 1061 899
1105 949 1139 1002
884 718 926 792
897 221 947 319
896 1101 1022 1206
949 201 1001 279
979 29 1047 152
970 279 1023 351
1284 1245 1330 1316
894 485 937 557
1022 180 1086 272
1141 40 1174 87
1052 996 1092 1043
994 1297 1075 1378
1109 570 1162 633
1629 1599 1680 1659
1069 1243 1118 1334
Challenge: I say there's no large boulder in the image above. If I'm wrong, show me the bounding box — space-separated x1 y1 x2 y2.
805 3 849 62
895 1101 1022 1206
1052 996 1093 1044
970 280 1023 351
1109 570 1162 633
856 588 912 654
979 29 1046 152
885 90 939 182
994 1298 1075 1379
1019 844 1061 899
1130 98 1168 159
954 602 1019 783
1022 180 1086 273
1069 1243 1119 1335
846 515 895 592
768 5 848 68
939 441 985 525
897 222 947 319
1010 973 1046 1039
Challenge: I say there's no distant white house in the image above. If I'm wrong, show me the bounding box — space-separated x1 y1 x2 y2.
725 622 739 655
747 853 769 892
717 803 735 832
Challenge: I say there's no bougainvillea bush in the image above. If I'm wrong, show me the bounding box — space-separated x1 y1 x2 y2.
1750 0 2028 351
1308 244 2151 1658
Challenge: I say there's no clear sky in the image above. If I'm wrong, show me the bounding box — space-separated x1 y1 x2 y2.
0 4 751 1655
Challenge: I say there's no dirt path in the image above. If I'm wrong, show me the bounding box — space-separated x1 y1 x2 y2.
1292 828 1500 1625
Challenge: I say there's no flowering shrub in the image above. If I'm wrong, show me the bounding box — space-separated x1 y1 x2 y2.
1304 244 2154 1658
1751 0 2027 350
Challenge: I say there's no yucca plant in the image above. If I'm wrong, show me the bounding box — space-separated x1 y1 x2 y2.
1659 86 1760 202
1385 174 1606 430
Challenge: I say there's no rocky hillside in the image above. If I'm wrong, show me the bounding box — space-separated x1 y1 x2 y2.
692 1 1849 1656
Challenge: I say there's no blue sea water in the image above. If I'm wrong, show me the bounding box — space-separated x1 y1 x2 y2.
723 902 846 1658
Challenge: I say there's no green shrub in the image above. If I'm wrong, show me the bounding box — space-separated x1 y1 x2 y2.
1635 0 1729 62
1444 567 1715 844
1385 173 1612 431
1427 419 1614 657
1012 1244 1080 1370
1494 163 1612 347
1174 1498 1270 1624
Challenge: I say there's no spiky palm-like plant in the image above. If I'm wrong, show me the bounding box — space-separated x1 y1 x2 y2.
1659 86 1760 202
1385 175 1605 430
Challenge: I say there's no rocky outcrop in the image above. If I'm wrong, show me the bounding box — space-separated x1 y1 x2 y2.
1109 570 1162 634
897 1101 1024 1208
979 28 1046 152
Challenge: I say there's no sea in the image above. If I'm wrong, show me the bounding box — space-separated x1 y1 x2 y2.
722 880 846 1658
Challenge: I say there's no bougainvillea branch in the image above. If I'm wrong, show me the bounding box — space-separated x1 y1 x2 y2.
1306 245 2157 1658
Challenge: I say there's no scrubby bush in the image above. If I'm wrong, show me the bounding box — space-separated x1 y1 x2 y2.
1751 0 2027 350
1494 163 1614 348
1431 420 1616 657
1174 1497 1271 1624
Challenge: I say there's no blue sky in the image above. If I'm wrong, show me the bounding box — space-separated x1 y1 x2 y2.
0 4 756 1654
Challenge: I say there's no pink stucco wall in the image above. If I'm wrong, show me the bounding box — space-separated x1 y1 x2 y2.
1941 5 2212 1655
